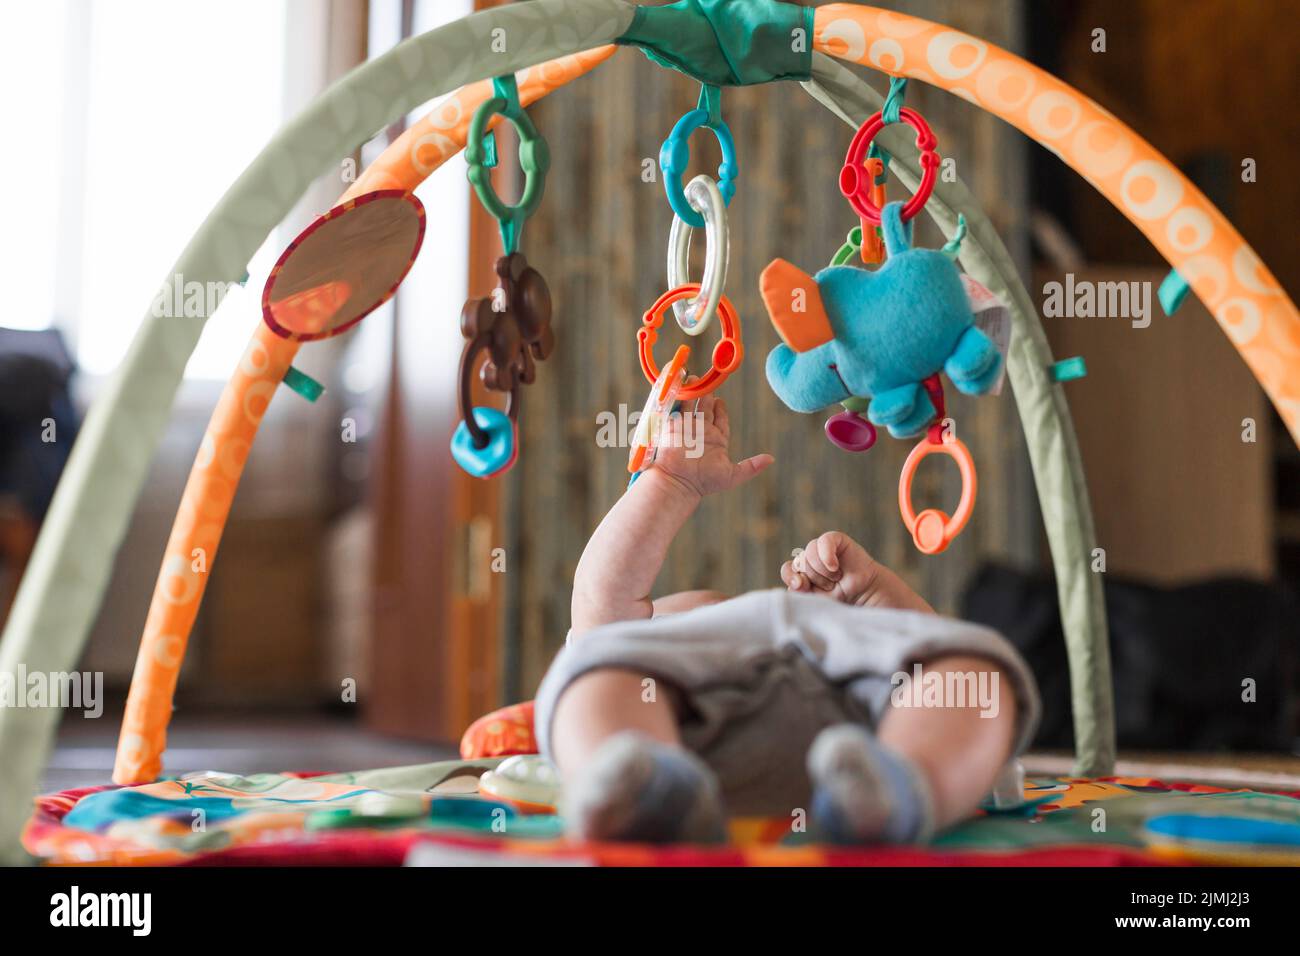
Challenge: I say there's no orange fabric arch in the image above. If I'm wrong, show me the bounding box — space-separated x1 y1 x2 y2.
813 4 1299 446
113 47 616 785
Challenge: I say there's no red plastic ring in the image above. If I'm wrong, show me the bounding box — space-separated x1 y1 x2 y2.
839 107 940 226
638 284 743 400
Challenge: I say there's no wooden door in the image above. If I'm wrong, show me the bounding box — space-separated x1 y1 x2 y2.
367 0 508 744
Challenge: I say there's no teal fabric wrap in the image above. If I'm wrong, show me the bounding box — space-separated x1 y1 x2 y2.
616 0 813 86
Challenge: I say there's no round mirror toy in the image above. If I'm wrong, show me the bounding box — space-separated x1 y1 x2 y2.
262 190 426 341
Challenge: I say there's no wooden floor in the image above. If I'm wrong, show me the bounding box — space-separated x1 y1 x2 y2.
43 710 457 794
1025 750 1300 791
43 712 1300 795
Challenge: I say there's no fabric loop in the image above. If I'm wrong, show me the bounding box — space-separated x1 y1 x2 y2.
617 0 814 87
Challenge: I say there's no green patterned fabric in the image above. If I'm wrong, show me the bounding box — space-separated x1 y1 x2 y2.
0 0 638 866
616 0 813 86
803 54 1115 777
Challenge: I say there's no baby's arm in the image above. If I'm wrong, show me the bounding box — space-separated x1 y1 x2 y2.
781 530 934 614
571 469 701 633
571 396 771 636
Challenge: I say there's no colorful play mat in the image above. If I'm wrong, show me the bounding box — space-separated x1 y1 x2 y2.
24 760 1300 867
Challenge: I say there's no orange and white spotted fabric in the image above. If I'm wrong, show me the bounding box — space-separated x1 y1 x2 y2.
813 4 1300 446
112 48 617 786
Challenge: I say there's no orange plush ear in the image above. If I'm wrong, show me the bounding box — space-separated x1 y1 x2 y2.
760 259 834 353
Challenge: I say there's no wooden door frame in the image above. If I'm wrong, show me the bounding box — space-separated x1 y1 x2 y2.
367 0 508 744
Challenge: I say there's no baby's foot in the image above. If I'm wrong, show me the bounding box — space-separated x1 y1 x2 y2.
807 724 934 844
561 732 727 844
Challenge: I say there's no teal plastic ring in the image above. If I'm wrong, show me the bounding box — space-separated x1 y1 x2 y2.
450 407 517 478
659 108 737 229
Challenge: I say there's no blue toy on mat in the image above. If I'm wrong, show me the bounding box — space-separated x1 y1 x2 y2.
761 201 1002 439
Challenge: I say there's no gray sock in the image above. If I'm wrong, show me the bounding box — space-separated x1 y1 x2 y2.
807 724 935 844
561 732 727 844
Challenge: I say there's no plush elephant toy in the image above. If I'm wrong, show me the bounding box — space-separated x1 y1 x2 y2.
762 201 1002 439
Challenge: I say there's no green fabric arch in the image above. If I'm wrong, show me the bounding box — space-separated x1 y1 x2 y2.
803 53 1114 776
0 0 638 867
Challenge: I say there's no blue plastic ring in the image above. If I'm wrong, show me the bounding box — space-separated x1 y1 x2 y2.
450 407 516 478
659 108 737 229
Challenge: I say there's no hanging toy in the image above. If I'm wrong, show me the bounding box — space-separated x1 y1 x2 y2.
666 174 730 335
897 376 978 555
451 252 553 478
761 200 1001 431
627 92 745 481
628 345 689 474
761 99 1002 553
451 74 552 479
628 284 742 481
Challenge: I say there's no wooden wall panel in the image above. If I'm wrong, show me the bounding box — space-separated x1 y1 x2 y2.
496 0 1035 698
1040 266 1273 582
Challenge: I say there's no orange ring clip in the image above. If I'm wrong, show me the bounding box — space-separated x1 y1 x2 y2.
858 157 886 265
638 284 743 400
628 344 690 473
898 436 977 554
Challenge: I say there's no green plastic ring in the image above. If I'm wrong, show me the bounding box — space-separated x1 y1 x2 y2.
829 226 864 267
466 81 550 255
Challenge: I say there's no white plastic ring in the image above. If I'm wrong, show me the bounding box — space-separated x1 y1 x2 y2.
667 174 729 336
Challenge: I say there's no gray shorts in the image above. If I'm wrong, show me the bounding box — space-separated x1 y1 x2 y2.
535 589 1041 816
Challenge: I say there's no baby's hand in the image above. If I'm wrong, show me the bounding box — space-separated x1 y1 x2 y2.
653 394 773 498
781 531 934 614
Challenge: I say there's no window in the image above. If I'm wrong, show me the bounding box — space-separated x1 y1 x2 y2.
2 2 69 333
3 0 289 379
5 0 475 384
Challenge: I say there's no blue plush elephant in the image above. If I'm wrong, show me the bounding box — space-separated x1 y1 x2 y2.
762 201 1001 438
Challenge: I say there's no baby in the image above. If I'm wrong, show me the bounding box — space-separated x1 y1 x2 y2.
536 395 1040 844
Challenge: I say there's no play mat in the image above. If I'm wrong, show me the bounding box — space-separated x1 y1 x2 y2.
24 759 1300 867
3 2 1298 865
25 702 1300 867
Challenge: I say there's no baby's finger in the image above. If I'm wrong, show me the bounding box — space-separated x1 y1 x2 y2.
712 398 730 439
781 563 808 591
815 532 843 574
802 538 841 585
727 453 773 490
797 544 838 590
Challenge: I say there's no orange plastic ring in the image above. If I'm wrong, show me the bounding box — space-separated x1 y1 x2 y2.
638 284 743 400
898 436 977 555
628 345 690 474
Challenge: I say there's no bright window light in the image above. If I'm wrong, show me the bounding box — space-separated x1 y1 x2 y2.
0 1 68 331
76 0 287 377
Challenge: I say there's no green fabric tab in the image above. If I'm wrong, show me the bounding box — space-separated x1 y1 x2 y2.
1049 356 1088 383
282 365 325 402
1158 268 1190 315
616 0 814 86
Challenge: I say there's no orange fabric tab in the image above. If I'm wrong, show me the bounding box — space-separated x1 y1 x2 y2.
760 258 833 353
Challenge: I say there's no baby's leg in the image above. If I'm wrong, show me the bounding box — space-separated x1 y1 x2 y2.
876 654 1018 828
810 654 1018 842
550 668 726 843
550 668 681 771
